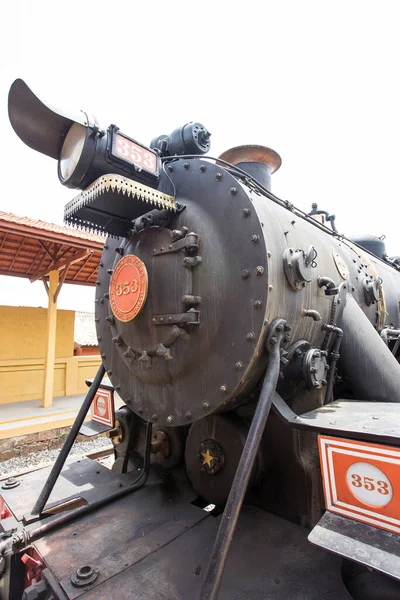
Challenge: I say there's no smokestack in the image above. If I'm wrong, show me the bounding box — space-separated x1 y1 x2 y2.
218 145 281 190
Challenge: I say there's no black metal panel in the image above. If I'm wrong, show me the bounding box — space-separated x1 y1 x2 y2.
309 511 400 582
289 399 400 446
80 506 351 600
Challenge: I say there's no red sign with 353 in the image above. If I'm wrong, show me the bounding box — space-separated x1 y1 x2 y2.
113 133 157 174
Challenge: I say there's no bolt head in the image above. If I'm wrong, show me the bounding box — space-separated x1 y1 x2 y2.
203 401 210 410
235 361 243 371
219 385 227 393
185 411 192 419
200 165 206 172
241 269 250 279
246 332 255 341
251 234 260 243
253 299 262 308
216 172 223 181
167 415 174 424
255 266 264 275
167 165 174 172
230 187 238 195
184 162 189 169
243 208 251 217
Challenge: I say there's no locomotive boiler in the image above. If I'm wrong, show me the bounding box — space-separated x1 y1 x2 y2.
2 78 400 600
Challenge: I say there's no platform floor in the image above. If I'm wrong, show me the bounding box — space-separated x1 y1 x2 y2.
0 394 124 439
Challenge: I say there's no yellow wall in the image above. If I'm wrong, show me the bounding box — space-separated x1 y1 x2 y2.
0 356 102 404
0 306 101 404
0 306 74 360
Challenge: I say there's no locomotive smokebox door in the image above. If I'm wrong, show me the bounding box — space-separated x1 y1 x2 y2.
95 160 270 427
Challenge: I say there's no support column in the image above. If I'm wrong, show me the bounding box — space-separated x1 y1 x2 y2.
42 270 59 408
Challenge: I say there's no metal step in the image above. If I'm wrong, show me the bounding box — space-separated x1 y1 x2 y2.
273 394 400 446
309 511 400 582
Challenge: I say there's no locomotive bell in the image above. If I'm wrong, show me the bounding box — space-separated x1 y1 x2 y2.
218 145 282 190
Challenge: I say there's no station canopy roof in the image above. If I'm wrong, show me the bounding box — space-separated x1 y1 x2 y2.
0 212 106 286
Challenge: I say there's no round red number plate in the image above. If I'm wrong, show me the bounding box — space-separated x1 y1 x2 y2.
109 255 148 322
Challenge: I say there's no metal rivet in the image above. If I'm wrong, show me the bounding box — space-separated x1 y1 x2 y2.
184 162 189 169
99 262 104 267
251 235 260 244
216 172 222 181
243 208 251 217
138 407 143 413
230 187 238 195
203 401 210 410
185 411 192 419
167 415 175 424
219 385 227 393
254 300 262 308
104 244 109 250
255 266 264 276
168 165 174 172
200 165 206 172
152 414 158 421
103 293 109 299
246 332 255 341
96 280 101 286
107 269 113 275
115 247 124 255
235 361 243 371
267 251 271 258
241 269 250 279
268 285 273 292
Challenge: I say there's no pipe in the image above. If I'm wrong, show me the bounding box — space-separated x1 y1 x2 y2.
199 327 282 600
28 364 105 520
339 295 400 402
322 325 343 405
318 276 339 296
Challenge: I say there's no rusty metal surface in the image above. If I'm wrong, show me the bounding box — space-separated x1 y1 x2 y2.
31 470 201 599
290 400 400 445
218 145 282 173
0 458 157 521
309 511 400 583
79 506 351 600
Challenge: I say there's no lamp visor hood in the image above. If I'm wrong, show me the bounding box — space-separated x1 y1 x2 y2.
8 79 90 160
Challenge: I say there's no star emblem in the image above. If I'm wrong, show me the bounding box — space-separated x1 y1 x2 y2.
201 448 214 468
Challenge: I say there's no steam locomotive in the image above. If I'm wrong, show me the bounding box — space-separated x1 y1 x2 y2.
1 79 400 600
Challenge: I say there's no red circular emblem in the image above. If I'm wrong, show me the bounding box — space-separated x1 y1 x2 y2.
109 255 148 322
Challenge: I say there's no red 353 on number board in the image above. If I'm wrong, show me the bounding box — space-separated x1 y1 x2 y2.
113 133 158 174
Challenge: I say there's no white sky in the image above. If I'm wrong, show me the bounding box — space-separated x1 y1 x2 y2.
0 0 399 311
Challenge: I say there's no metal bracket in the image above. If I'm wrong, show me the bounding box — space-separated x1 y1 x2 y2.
153 232 199 256
152 309 200 326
